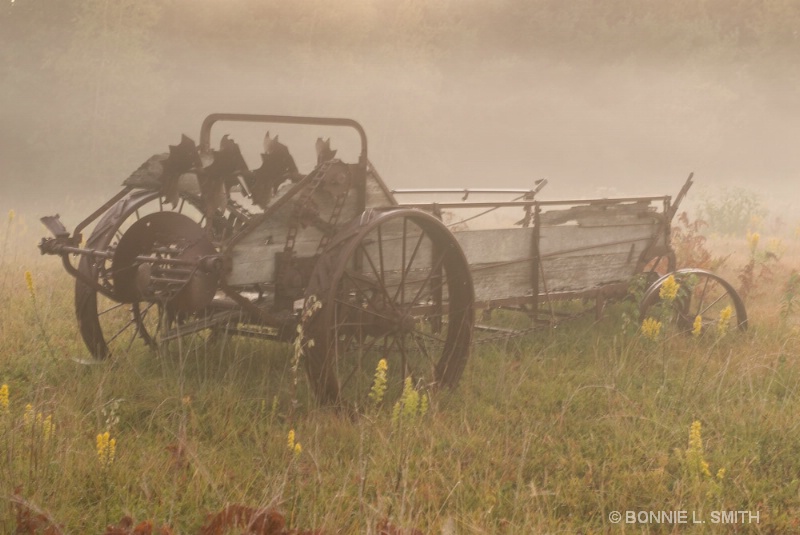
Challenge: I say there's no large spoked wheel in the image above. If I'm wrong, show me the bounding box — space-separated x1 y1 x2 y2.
305 209 474 406
639 269 748 336
75 189 220 359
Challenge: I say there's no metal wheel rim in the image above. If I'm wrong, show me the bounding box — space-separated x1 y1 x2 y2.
305 209 474 406
75 190 214 359
639 268 748 335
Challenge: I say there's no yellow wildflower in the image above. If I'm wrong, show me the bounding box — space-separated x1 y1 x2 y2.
24 271 34 297
686 420 711 478
369 359 388 406
96 431 116 468
746 231 760 253
8 209 14 222
691 315 703 337
287 429 301 458
717 306 733 335
688 421 702 452
701 459 711 477
392 377 428 427
659 275 680 302
716 467 726 480
23 403 33 427
42 415 54 442
0 384 8 413
641 317 662 341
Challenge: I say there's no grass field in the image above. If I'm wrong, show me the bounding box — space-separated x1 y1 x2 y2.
2 206 800 534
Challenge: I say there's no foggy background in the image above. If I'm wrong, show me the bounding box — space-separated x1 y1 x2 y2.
2 0 799 218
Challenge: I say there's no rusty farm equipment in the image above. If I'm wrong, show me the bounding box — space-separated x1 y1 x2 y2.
39 113 747 406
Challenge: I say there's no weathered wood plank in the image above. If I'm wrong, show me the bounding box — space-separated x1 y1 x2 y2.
470 261 533 303
538 223 661 258
452 228 534 265
228 182 359 285
540 252 642 292
364 164 398 208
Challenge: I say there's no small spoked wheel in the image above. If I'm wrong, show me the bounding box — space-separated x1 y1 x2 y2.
639 269 747 336
75 190 224 359
305 209 474 406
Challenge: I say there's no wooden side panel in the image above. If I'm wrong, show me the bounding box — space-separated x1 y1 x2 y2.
469 261 534 304
227 163 397 287
453 228 535 303
364 163 398 209
538 209 663 292
453 228 534 265
226 202 321 286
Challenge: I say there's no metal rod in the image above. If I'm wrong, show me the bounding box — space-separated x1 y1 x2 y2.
392 188 539 195
399 196 669 210
43 243 220 269
149 276 188 285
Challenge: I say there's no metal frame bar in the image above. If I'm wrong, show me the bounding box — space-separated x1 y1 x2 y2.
199 113 368 166
399 196 669 211
392 188 539 195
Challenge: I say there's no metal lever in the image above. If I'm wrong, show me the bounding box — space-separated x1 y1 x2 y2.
40 215 70 239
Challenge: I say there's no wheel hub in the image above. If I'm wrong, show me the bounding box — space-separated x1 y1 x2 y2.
111 212 218 313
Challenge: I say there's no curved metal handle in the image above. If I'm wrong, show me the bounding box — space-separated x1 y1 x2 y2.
199 113 368 166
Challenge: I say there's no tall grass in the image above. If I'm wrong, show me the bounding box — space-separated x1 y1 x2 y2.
3 209 800 532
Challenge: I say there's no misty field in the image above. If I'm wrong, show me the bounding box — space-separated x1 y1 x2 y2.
3 203 800 534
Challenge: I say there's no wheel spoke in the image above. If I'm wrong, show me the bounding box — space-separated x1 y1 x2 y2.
411 334 438 371
98 302 126 317
338 276 394 322
696 291 728 318
125 319 140 351
694 276 710 314
411 327 446 344
377 225 385 288
357 244 399 314
106 314 137 345
410 252 446 307
400 218 407 304
397 334 408 381
394 221 426 303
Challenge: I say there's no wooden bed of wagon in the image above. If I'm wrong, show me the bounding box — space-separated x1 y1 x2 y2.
39 114 747 406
